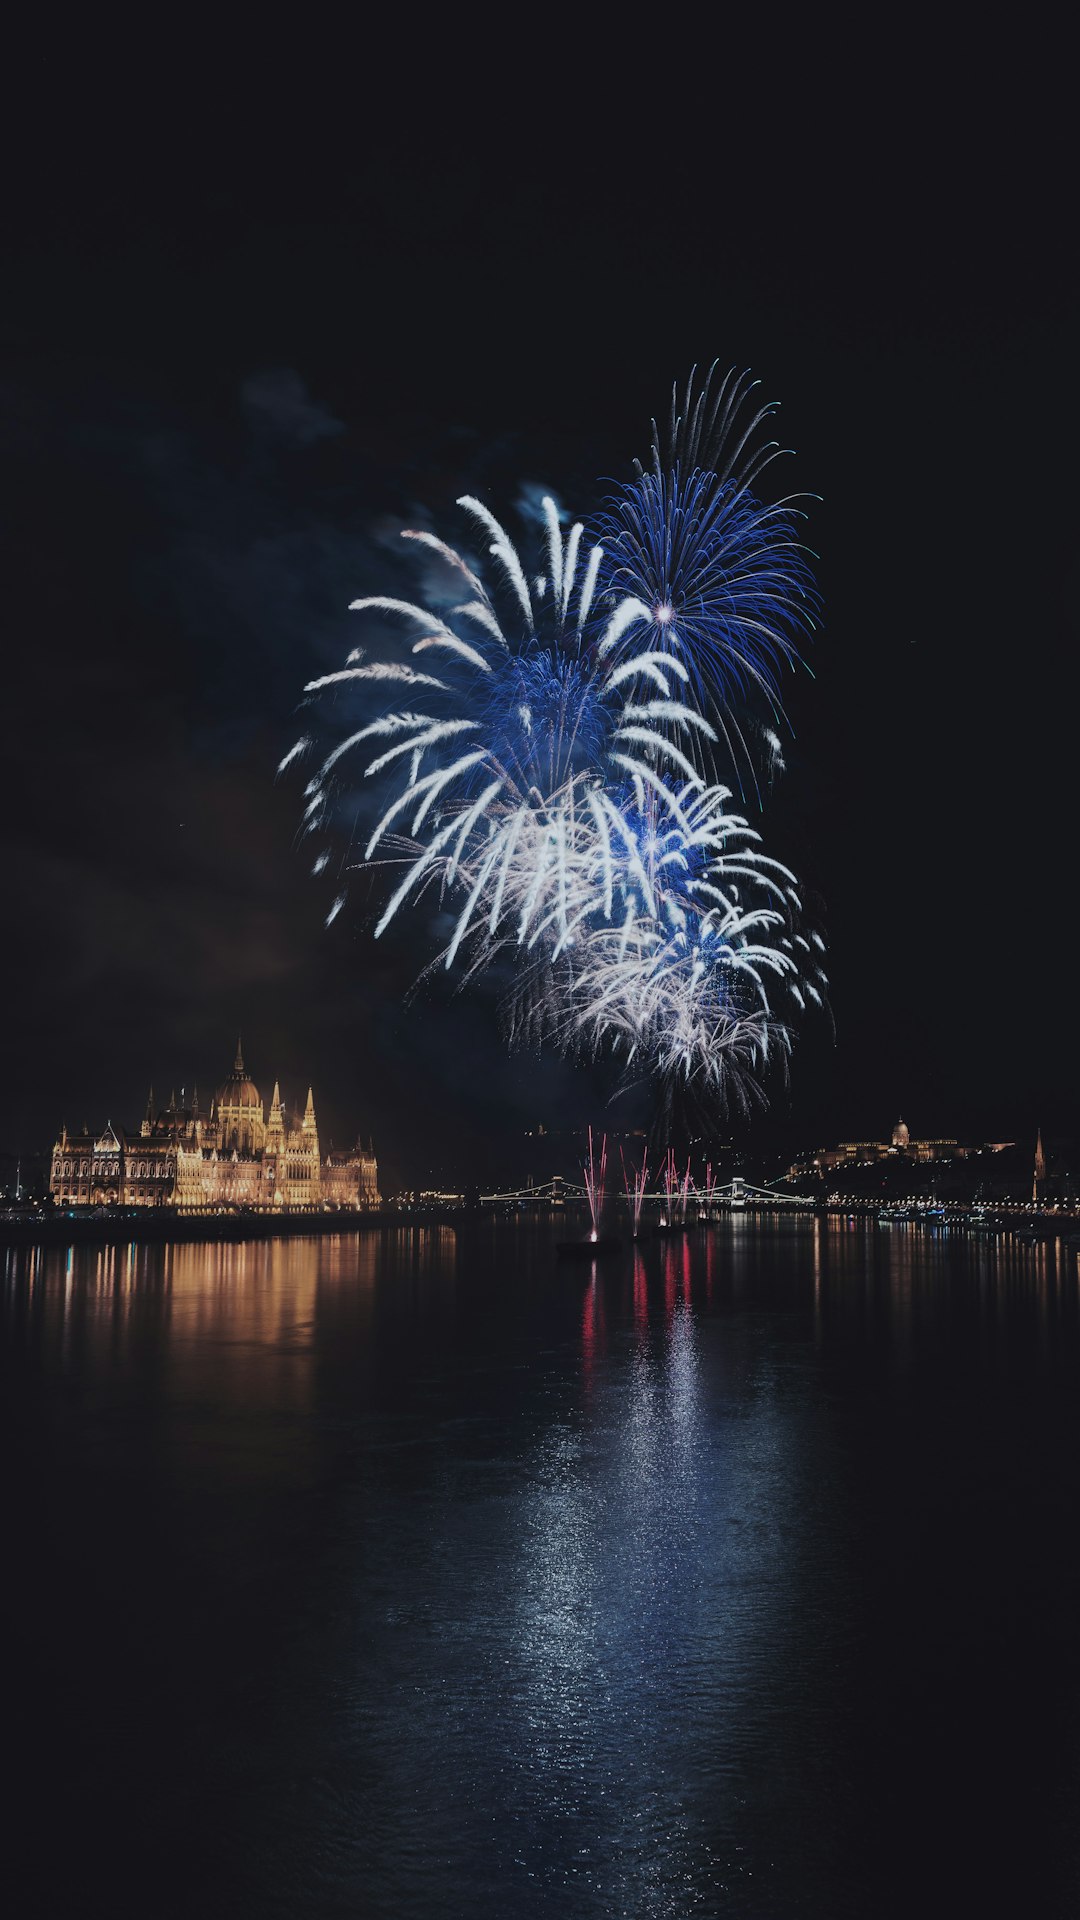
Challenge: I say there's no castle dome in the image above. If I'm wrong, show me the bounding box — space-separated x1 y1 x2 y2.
215 1040 261 1110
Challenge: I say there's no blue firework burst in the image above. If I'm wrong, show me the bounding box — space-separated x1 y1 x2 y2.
594 464 819 740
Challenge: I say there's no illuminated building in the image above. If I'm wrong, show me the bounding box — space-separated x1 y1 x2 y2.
786 1120 969 1181
49 1041 380 1211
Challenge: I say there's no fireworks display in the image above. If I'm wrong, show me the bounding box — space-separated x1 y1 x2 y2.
286 365 825 1110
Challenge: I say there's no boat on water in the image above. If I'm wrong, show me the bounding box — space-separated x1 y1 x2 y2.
556 1236 621 1261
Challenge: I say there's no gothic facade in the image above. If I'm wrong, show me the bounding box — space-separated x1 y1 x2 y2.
50 1043 380 1212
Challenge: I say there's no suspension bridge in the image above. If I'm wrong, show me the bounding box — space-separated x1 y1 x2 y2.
477 1174 813 1211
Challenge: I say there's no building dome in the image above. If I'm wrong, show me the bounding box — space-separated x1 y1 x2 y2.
217 1076 261 1107
891 1117 910 1150
215 1041 261 1110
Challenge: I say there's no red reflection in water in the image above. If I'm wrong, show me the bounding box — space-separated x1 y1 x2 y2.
581 1274 607 1391
664 1244 676 1318
681 1237 692 1301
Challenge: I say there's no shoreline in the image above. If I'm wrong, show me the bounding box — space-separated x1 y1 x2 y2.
0 1208 456 1249
2 1201 1077 1251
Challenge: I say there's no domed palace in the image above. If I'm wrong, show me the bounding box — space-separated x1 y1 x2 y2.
50 1040 380 1212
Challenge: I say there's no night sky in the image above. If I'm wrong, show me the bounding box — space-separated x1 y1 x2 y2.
2 33 1074 1188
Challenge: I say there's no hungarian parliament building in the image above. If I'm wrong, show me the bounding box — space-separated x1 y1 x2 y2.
49 1042 380 1212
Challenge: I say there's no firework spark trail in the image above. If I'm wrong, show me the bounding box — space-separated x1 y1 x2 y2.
662 1150 678 1225
645 364 789 508
289 371 826 1106
621 1146 649 1235
584 1127 608 1238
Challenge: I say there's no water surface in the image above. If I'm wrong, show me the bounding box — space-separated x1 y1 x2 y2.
3 1218 1080 1917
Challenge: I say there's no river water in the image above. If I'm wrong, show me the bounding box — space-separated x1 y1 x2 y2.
3 1217 1080 1918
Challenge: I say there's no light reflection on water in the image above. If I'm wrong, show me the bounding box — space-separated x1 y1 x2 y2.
3 1218 1080 1918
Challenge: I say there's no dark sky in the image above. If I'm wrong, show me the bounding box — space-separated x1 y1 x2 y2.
2 30 1074 1186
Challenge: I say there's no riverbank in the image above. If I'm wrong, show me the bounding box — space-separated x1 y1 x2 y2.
4 1201 1078 1251
0 1207 455 1248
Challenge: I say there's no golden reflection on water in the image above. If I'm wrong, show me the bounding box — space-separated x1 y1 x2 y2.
3 1235 398 1418
802 1215 1076 1381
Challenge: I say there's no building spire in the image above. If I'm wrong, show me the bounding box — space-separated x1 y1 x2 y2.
266 1080 284 1148
234 1035 244 1074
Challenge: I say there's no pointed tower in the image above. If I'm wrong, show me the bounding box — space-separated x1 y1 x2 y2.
263 1079 285 1207
1034 1127 1046 1204
234 1036 244 1074
141 1086 154 1138
302 1087 320 1195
